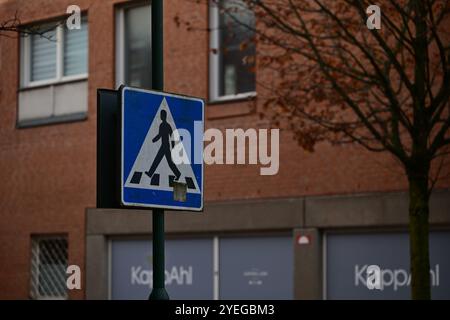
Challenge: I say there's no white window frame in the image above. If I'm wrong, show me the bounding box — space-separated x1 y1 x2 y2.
115 8 126 88
209 1 256 103
21 21 88 89
115 1 151 89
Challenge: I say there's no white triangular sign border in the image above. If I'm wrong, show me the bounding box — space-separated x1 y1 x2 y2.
124 97 201 194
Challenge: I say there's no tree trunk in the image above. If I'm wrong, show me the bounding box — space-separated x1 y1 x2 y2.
407 170 431 299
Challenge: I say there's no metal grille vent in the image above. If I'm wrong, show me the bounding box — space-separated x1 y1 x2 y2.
30 236 68 300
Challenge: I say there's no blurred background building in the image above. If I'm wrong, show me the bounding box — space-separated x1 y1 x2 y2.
0 0 449 300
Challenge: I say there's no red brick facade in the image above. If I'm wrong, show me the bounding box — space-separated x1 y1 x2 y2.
0 0 448 299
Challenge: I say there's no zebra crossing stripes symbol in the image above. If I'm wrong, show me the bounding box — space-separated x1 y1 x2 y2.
129 172 197 190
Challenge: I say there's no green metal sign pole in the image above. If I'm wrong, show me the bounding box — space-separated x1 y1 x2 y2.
149 0 169 300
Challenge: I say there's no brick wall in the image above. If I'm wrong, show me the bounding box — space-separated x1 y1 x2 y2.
0 0 448 299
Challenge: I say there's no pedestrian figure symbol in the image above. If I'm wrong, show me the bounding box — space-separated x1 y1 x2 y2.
145 110 181 181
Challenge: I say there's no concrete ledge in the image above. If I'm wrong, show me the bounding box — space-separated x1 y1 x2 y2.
17 112 87 128
87 190 450 235
305 189 450 228
86 198 305 235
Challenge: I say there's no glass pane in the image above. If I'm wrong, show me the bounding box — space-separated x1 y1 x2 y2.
111 239 214 299
31 28 57 81
219 0 255 96
124 5 152 88
219 237 293 299
64 16 88 76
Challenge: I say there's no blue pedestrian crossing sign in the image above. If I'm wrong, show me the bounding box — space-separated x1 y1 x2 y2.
121 87 204 211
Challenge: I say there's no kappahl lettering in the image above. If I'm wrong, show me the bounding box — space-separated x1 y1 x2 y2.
131 266 193 287
355 264 440 291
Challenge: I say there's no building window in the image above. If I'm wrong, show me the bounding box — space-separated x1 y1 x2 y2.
21 17 88 87
116 3 152 89
30 236 68 300
18 16 89 127
209 0 256 102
